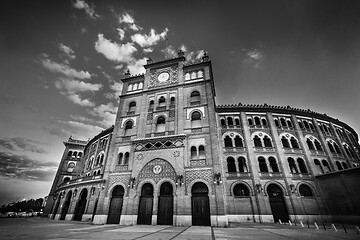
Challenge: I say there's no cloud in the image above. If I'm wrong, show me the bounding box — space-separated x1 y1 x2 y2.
119 12 141 31
117 28 125 40
54 78 102 94
162 45 177 59
95 34 137 63
66 93 95 107
161 44 204 63
88 102 117 127
127 57 147 75
131 28 168 48
73 0 100 19
0 138 47 154
58 120 104 139
106 81 123 99
58 43 76 61
242 49 265 68
40 57 91 79
143 48 153 53
0 152 57 181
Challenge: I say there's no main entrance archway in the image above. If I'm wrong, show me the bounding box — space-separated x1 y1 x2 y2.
267 184 289 223
191 182 211 226
157 182 173 225
137 183 154 225
60 191 72 220
52 197 61 219
73 189 88 221
107 185 124 224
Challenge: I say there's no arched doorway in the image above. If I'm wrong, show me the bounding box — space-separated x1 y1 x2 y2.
73 189 88 221
137 183 154 225
60 191 72 220
191 182 210 226
52 197 61 219
267 184 289 223
107 185 125 224
157 182 173 225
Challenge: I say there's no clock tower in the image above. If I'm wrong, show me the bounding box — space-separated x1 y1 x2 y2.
95 50 227 227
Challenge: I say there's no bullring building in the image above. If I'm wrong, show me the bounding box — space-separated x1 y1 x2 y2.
44 51 360 226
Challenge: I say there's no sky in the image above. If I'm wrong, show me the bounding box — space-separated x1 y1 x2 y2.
1 0 360 205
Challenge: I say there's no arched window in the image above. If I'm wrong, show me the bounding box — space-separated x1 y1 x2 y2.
235 118 240 126
67 162 75 172
96 155 100 165
269 157 279 172
227 117 234 126
248 118 253 126
234 136 243 147
191 111 202 128
280 118 286 127
253 135 262 147
288 157 298 173
78 152 82 158
303 121 309 129
314 140 322 151
238 157 247 172
118 153 123 165
133 83 138 90
299 185 313 197
63 177 70 183
307 139 315 150
298 121 304 129
191 146 197 159
274 119 280 127
297 158 308 173
287 120 293 128
309 123 315 131
258 157 268 172
318 124 324 132
336 161 343 170
67 151 73 157
327 142 335 152
224 136 233 147
72 151 77 158
221 119 226 126
314 159 324 174
170 96 175 106
282 137 290 148
185 73 190 80
342 162 348 169
124 120 133 136
322 160 331 173
158 96 166 106
263 136 272 147
149 100 154 109
100 154 104 165
124 152 129 165
227 157 236 173
190 91 200 103
199 145 205 159
254 117 261 126
334 143 341 154
129 101 136 112
290 137 299 148
138 82 143 89
233 184 250 197
156 116 166 132
261 118 267 126
128 84 133 91
191 72 196 79
197 70 203 78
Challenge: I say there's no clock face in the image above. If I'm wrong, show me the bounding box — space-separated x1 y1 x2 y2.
158 72 170 82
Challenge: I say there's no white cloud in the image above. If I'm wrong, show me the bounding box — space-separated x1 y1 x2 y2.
119 13 141 31
54 78 102 93
95 34 137 63
66 93 95 107
243 49 265 68
59 120 104 139
131 28 168 48
143 48 153 53
162 45 177 59
127 58 147 75
88 102 117 127
114 64 123 70
185 49 205 63
117 28 125 40
108 81 123 99
40 57 91 79
58 43 76 60
73 0 100 19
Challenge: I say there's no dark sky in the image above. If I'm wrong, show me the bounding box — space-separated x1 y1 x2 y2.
1 0 359 205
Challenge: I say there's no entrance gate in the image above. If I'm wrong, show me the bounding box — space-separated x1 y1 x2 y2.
137 183 154 225
191 182 211 226
157 182 173 225
60 191 72 220
73 189 88 221
267 184 289 223
107 185 124 224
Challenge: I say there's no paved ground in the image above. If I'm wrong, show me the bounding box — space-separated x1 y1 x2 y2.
0 218 359 240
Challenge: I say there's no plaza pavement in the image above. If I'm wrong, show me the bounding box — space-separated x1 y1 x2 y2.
0 218 359 240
